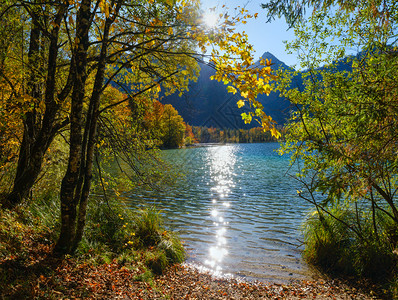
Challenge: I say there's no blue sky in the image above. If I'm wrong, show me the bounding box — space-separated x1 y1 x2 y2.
200 0 298 67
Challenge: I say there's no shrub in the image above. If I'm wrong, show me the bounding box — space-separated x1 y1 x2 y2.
303 206 397 283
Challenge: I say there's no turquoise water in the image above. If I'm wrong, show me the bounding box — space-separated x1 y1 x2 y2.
126 143 314 283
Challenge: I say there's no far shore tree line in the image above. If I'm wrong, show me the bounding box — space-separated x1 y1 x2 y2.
138 95 281 147
192 126 278 144
101 91 279 149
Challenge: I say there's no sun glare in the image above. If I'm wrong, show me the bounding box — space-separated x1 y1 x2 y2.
203 11 219 28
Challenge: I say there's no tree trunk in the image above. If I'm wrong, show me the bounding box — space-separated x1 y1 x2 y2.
4 4 67 209
72 11 117 251
54 0 92 255
4 20 41 208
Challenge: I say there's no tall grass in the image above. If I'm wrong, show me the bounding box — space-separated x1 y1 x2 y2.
81 199 185 274
133 206 185 273
304 206 397 284
1 191 185 276
134 206 163 247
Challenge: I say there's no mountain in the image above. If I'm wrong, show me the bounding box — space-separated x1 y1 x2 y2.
160 52 295 130
259 51 290 70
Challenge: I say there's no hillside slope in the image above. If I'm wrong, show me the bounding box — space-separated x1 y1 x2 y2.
161 52 294 129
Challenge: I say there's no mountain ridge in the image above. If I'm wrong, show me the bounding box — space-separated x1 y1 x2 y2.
161 52 293 129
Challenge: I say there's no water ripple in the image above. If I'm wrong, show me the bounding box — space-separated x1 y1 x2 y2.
126 143 313 283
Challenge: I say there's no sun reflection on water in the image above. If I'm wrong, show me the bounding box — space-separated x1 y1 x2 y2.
204 146 237 271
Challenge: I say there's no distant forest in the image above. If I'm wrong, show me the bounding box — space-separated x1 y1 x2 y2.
191 126 278 144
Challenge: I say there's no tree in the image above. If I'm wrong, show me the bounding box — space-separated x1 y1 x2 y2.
95 86 167 195
143 100 191 148
268 0 398 276
54 0 202 254
183 123 196 145
2 0 279 209
0 1 71 208
1 0 280 254
0 2 25 186
262 0 360 26
159 104 185 148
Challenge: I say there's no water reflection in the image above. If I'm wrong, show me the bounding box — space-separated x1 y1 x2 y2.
204 146 236 272
125 143 314 283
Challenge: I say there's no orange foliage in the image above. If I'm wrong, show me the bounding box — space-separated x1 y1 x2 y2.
144 100 196 147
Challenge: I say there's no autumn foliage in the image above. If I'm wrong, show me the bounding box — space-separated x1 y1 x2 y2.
0 0 282 294
144 100 196 148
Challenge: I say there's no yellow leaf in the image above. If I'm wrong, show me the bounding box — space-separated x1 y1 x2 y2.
227 86 237 94
244 114 252 124
270 127 281 139
237 100 245 108
241 91 248 98
263 84 271 95
168 27 173 35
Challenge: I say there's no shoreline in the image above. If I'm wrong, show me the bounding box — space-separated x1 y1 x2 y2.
181 260 318 285
0 239 380 299
150 263 378 299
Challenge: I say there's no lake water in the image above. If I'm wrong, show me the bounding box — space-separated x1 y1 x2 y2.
126 143 315 283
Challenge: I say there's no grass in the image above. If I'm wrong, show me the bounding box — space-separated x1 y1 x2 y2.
81 199 185 273
132 206 185 273
0 193 186 298
303 205 398 297
134 207 164 247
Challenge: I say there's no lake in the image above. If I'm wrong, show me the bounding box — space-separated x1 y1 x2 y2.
126 142 315 283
